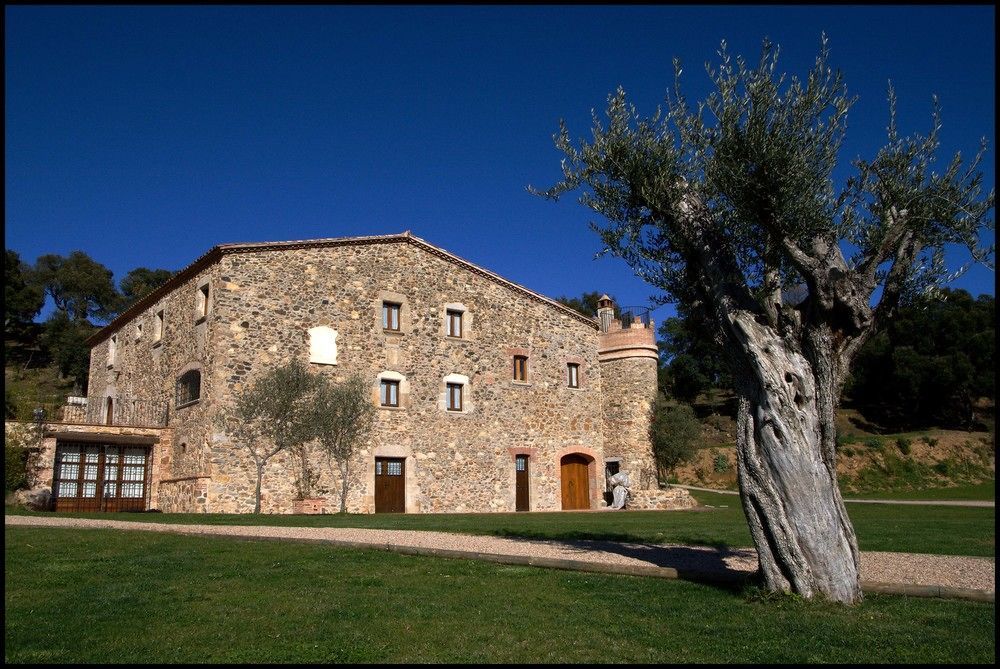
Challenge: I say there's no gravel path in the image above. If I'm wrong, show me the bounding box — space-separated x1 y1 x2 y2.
673 484 996 507
6 515 994 595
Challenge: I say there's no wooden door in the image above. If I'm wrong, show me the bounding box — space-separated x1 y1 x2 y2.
560 454 591 510
515 455 529 512
375 457 405 513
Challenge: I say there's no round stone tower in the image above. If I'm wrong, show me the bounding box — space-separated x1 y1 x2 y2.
597 296 660 489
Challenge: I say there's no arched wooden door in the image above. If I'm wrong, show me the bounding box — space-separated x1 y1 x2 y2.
560 454 591 510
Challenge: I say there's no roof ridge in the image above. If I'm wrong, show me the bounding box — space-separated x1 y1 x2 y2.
86 232 598 346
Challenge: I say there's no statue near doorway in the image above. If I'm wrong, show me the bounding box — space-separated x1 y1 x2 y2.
607 471 631 510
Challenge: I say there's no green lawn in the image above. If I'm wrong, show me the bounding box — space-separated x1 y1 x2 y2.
6 489 995 557
4 527 995 664
844 480 995 501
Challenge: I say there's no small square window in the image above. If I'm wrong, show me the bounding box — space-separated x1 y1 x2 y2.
382 302 401 331
513 355 528 382
380 379 400 407
567 363 580 388
446 310 463 338
446 383 463 411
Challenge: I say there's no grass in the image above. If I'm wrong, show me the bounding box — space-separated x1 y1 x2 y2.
844 480 995 502
4 527 995 664
7 489 995 557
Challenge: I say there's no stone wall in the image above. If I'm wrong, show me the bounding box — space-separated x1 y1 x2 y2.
5 420 172 509
88 264 220 510
203 239 608 513
627 487 697 510
81 235 666 515
598 321 660 490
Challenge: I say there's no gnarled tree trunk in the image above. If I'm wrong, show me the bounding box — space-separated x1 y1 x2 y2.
730 313 862 603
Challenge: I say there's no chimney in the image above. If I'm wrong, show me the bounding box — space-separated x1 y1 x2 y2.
597 294 615 333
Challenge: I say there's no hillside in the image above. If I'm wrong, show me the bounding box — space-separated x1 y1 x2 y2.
672 393 995 494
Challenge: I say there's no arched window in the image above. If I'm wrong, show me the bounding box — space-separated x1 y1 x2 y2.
175 370 201 408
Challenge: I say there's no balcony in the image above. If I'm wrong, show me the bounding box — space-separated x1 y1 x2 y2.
55 396 170 428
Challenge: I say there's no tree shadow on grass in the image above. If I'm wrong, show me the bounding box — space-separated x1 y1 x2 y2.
491 531 757 593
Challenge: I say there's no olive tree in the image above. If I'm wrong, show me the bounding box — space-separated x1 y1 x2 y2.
534 37 993 603
312 375 376 513
216 360 321 513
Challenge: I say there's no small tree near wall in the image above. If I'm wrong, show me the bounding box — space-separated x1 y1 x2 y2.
312 375 376 513
216 360 320 513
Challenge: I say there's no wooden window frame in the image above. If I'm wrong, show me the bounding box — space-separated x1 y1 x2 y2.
567 363 580 388
446 310 463 338
382 302 401 331
446 383 463 412
380 379 400 407
513 355 528 383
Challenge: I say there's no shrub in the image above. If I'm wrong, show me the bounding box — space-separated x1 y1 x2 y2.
713 451 731 473
933 460 952 477
895 437 912 455
926 437 940 448
4 431 33 494
864 437 884 452
842 447 856 458
650 401 701 481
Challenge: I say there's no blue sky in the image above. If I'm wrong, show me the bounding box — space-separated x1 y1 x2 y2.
5 6 995 323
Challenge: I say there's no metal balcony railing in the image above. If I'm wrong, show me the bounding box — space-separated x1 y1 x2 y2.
57 396 170 428
617 306 653 329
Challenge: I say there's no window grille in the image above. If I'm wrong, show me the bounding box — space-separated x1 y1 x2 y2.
176 370 201 407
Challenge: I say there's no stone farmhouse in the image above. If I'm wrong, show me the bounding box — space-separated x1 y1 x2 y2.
27 232 694 514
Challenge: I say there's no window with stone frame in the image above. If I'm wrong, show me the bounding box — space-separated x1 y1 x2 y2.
446 383 463 411
153 310 164 345
135 321 143 342
380 379 400 407
196 284 210 322
513 355 528 382
382 301 401 331
175 369 202 408
446 309 463 338
108 335 118 368
567 362 580 388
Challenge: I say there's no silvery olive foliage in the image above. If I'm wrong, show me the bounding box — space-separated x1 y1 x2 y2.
533 36 993 348
533 35 993 603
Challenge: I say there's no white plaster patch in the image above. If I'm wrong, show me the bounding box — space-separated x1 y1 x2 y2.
308 326 339 365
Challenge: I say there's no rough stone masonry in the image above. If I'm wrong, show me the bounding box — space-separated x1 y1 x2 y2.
77 232 694 514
